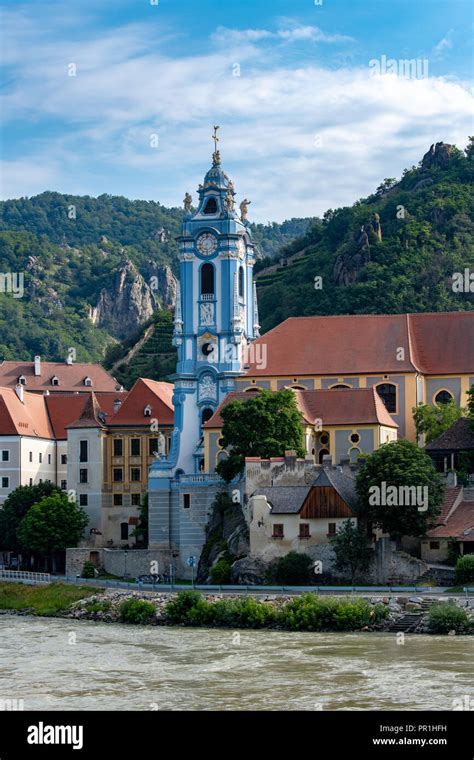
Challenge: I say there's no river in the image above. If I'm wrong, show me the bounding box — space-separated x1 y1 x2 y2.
0 616 472 711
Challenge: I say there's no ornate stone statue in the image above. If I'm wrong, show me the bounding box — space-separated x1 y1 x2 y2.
157 431 166 456
224 189 235 213
183 192 193 214
240 198 251 221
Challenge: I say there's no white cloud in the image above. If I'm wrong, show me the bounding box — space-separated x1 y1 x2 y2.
0 13 472 221
212 24 353 45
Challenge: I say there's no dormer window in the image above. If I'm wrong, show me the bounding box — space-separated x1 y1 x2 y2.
203 197 218 215
84 377 92 387
144 404 152 417
18 375 26 385
51 376 60 387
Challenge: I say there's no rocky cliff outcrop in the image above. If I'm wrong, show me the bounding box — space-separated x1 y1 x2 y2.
421 142 457 170
89 258 155 341
146 263 177 310
333 213 382 287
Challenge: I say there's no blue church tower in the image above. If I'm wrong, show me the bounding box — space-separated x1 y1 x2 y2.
148 128 260 576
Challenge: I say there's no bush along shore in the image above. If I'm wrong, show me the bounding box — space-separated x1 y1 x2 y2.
1 584 473 634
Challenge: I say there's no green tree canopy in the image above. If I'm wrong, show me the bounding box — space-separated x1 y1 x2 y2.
330 520 373 583
0 481 59 553
215 389 305 482
17 493 88 560
356 440 445 539
413 399 463 443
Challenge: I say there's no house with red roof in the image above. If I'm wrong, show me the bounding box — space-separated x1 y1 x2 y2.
234 312 474 446
203 386 398 471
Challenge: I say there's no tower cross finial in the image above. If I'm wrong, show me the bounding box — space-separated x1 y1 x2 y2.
212 125 220 152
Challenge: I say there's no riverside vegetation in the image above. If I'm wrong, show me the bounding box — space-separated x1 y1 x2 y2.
1 584 472 635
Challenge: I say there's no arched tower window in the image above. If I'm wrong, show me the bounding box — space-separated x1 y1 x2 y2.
238 266 244 298
201 263 215 296
201 408 214 426
203 197 218 214
375 383 397 413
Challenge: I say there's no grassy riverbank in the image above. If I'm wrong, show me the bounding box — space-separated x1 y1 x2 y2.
0 582 96 615
1 583 472 634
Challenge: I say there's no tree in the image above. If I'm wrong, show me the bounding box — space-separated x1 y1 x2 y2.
330 520 372 583
466 384 474 420
356 440 445 539
0 481 59 555
413 399 463 443
17 493 88 572
215 389 305 482
272 551 313 585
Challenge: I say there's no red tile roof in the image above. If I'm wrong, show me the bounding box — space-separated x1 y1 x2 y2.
108 378 174 427
45 393 125 439
243 312 474 377
0 387 54 439
203 387 397 428
0 360 120 393
427 500 474 540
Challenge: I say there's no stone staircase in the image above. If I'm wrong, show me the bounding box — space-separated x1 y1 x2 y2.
388 599 434 633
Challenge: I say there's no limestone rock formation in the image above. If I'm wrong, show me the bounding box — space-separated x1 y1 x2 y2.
146 263 177 310
421 142 457 170
333 225 371 286
230 555 268 585
89 258 155 341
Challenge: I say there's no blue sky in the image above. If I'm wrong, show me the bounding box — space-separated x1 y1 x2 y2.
0 0 472 221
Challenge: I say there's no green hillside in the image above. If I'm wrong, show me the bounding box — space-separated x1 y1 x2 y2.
256 140 474 333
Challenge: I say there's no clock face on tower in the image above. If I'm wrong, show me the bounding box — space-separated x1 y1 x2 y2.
196 233 217 256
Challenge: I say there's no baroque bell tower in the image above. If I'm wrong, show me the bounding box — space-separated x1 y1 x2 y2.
168 126 259 474
148 128 260 574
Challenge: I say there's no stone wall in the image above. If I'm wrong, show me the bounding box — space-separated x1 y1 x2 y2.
66 547 171 578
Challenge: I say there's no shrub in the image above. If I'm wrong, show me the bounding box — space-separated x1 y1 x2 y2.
209 558 232 584
281 594 382 631
455 555 474 585
165 590 204 624
272 552 312 585
85 599 111 614
81 561 95 579
213 597 276 628
428 603 469 633
118 598 155 624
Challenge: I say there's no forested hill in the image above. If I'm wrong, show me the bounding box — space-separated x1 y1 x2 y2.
255 140 474 333
0 193 312 364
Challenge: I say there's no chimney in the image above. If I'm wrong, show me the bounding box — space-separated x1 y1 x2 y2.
339 455 351 469
34 355 41 376
66 354 73 366
321 454 332 468
15 383 24 403
114 399 122 414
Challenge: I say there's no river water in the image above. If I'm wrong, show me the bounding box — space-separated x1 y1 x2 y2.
0 616 472 711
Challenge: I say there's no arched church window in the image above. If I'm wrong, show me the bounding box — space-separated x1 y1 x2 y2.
375 383 397 413
203 197 218 214
201 263 215 296
319 449 330 464
330 384 351 389
201 407 214 426
238 266 244 298
434 389 454 406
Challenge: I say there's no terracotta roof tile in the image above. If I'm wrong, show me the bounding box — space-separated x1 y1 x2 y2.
203 387 397 428
243 312 474 377
427 500 474 540
0 361 119 393
108 378 174 427
0 387 53 438
46 393 125 439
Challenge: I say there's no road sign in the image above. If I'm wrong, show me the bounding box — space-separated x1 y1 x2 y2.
187 556 197 567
